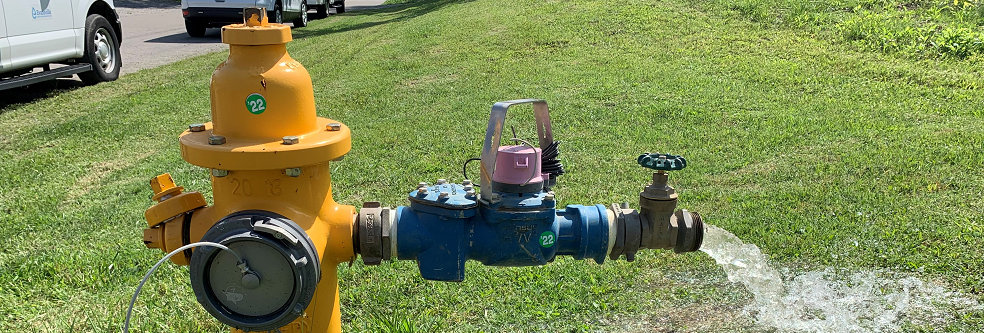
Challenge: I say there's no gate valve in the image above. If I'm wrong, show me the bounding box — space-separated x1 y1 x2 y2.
354 99 706 283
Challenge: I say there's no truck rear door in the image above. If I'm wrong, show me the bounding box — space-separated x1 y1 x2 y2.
1 0 77 71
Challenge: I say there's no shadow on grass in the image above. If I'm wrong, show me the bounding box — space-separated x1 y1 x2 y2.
0 78 87 115
292 0 475 38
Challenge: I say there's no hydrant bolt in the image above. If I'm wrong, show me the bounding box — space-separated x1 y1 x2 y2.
282 136 300 145
417 182 428 188
211 169 229 178
462 179 472 186
208 135 226 145
437 179 447 185
285 168 302 177
189 123 206 132
326 123 341 131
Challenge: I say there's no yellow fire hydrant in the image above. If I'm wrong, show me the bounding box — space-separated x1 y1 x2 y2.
142 8 354 333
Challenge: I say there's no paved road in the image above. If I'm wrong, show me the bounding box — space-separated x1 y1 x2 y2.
117 0 387 74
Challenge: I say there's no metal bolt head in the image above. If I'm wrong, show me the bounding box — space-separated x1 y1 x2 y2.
282 136 299 145
208 135 226 145
326 123 342 131
544 193 555 201
439 191 449 199
211 169 229 177
463 185 473 191
417 182 428 188
189 123 206 132
437 179 447 185
466 190 476 198
462 179 472 186
285 168 302 177
417 187 428 195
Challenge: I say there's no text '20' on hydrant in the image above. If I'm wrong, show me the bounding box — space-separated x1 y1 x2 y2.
140 8 704 333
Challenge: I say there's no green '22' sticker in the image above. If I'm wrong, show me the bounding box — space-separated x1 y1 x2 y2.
245 93 267 115
539 231 556 248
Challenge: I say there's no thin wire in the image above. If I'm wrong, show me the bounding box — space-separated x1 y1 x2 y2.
123 241 243 333
462 157 482 185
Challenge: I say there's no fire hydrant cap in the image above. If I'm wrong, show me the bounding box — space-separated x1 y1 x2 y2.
190 212 320 332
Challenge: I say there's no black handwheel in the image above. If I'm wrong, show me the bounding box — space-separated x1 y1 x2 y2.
293 1 308 28
78 14 121 85
185 19 206 37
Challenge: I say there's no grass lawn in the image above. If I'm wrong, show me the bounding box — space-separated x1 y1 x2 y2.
1 0 983 331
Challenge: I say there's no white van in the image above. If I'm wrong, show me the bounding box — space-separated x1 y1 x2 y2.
182 0 343 37
0 0 123 91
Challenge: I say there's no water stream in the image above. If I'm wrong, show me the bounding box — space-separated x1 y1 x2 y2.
699 225 982 332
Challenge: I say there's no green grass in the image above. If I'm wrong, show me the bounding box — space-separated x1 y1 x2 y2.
689 0 984 60
1 0 984 331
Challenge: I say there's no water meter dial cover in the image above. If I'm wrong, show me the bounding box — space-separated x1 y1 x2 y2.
190 212 320 332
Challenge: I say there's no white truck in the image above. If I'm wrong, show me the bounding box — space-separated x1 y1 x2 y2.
0 0 123 91
182 0 344 37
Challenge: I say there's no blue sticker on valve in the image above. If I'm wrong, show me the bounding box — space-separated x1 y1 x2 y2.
539 231 556 248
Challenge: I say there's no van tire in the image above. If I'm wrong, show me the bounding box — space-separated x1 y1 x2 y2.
78 15 121 85
293 1 308 28
185 19 207 37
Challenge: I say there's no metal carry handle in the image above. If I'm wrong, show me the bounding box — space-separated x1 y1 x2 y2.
479 99 554 202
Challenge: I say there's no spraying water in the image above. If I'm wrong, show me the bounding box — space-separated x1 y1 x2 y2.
700 225 982 333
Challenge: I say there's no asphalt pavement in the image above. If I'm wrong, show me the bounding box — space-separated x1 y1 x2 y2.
117 0 387 74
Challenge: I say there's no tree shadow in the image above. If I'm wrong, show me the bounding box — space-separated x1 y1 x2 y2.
145 29 223 44
0 78 87 115
114 0 180 9
292 0 475 38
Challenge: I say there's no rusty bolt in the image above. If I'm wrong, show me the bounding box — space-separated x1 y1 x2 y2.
189 123 206 132
417 187 428 195
212 169 229 178
282 136 299 145
326 123 341 131
285 168 302 177
208 135 226 145
439 191 450 199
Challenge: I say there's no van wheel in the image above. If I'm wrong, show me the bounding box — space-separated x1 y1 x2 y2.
293 1 308 28
185 20 206 37
333 0 345 13
317 4 328 17
272 2 284 23
78 15 121 85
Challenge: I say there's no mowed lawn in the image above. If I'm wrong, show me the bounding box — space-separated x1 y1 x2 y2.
1 0 982 331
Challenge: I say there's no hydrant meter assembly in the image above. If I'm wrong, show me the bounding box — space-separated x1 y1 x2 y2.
136 8 705 333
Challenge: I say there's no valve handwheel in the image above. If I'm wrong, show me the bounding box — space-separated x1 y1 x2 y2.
638 152 687 171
